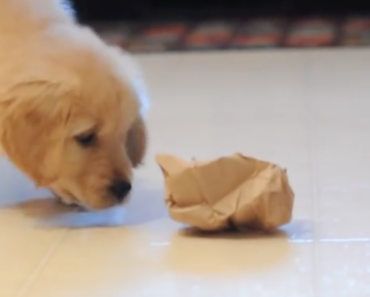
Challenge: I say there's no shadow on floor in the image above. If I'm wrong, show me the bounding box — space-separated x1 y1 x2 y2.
2 176 168 229
165 226 294 275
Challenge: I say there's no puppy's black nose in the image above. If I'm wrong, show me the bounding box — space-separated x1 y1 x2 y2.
109 180 131 202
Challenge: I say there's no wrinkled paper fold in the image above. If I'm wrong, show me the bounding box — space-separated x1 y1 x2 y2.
156 153 294 232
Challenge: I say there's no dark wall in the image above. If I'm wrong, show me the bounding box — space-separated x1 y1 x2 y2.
72 0 370 22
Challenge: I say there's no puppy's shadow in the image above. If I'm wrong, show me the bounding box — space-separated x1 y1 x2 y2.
13 198 126 228
0 157 168 228
8 178 167 229
0 157 53 208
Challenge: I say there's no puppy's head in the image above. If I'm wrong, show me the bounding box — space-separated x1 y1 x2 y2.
0 66 142 210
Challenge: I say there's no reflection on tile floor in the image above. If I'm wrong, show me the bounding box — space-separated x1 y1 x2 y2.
92 16 370 53
2 49 370 296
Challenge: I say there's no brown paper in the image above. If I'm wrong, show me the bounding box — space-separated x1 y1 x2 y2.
156 153 294 232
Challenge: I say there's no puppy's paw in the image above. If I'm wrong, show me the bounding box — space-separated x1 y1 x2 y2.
52 190 77 206
126 115 147 168
56 196 74 206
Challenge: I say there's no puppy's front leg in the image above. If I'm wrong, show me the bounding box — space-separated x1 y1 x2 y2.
126 115 147 168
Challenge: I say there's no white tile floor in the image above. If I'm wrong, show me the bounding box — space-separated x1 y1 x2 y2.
1 49 370 297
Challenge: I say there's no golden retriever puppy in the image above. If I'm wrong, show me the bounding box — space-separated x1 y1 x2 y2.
0 0 149 210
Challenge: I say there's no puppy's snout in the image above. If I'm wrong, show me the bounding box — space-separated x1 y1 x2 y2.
109 179 131 202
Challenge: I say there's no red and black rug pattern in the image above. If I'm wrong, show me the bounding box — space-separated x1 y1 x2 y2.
91 16 370 53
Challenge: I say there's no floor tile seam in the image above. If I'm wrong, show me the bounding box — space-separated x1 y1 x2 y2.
14 229 69 297
302 51 320 297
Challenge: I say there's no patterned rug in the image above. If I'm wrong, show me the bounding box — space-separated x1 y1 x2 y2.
90 16 370 53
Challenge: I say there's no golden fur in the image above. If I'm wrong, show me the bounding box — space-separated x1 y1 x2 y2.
0 0 149 209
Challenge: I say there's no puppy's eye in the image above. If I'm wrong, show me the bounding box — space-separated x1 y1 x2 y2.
75 132 96 147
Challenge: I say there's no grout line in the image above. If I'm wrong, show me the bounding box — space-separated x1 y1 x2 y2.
291 237 370 243
14 230 69 297
303 53 320 297
302 51 320 296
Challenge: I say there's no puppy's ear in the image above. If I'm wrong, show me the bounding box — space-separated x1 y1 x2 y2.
126 115 147 168
0 81 71 187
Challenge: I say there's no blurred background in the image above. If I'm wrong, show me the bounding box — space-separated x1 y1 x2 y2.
70 0 370 53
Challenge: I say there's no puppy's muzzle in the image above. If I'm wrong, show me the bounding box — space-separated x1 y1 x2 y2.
109 179 132 203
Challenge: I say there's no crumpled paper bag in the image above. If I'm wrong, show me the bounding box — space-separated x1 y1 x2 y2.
155 153 294 232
